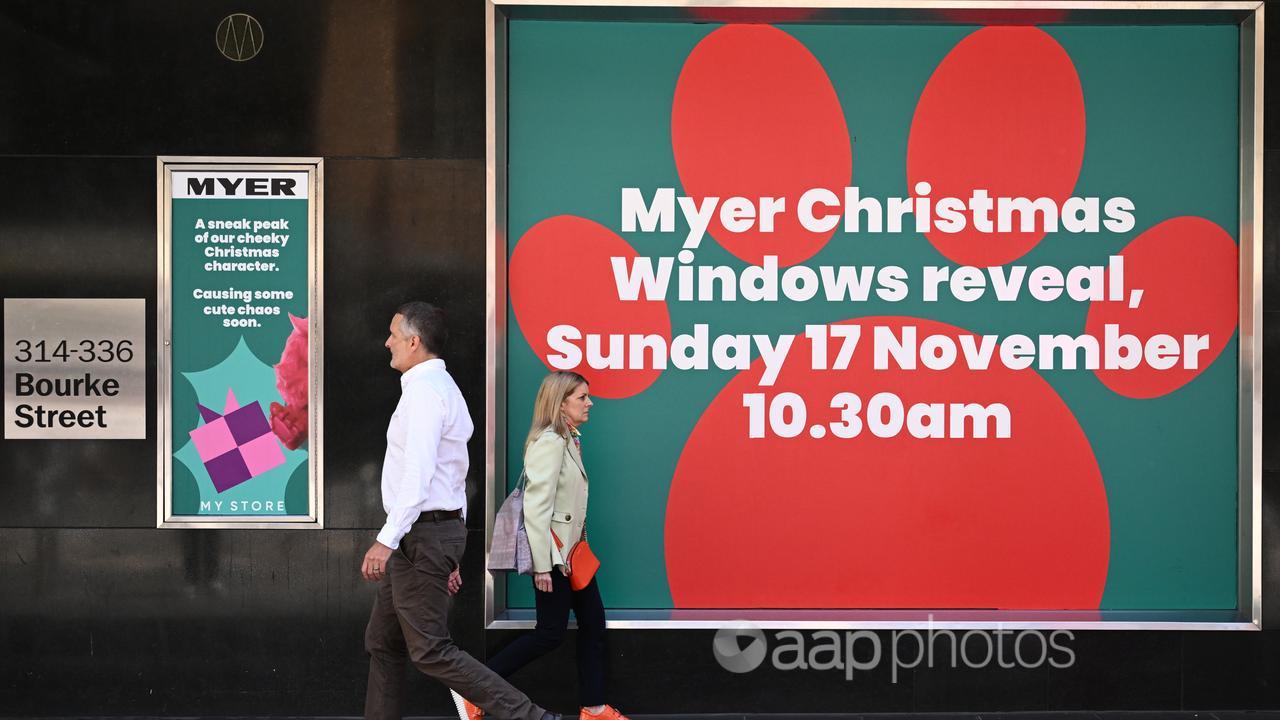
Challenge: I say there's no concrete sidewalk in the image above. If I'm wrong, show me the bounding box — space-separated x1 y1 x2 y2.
15 712 1275 720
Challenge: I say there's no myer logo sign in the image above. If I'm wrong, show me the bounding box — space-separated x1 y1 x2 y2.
172 172 306 199
216 13 263 62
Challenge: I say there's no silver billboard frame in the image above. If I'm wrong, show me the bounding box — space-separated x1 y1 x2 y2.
485 1 1264 630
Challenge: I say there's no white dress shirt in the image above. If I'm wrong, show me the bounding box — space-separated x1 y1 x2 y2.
376 358 474 549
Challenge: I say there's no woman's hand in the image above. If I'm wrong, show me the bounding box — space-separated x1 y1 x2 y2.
534 571 553 593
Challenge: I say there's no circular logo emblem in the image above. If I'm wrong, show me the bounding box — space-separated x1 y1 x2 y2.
712 622 767 674
216 14 263 62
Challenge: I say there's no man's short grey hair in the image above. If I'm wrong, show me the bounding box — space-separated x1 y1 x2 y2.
396 301 448 356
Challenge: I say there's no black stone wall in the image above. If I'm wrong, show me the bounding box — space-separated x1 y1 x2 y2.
1 1 1278 715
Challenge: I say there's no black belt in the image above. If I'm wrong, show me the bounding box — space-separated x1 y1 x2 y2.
414 509 462 524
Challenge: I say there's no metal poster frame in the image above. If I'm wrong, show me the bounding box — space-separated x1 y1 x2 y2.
485 1 1264 630
156 156 325 529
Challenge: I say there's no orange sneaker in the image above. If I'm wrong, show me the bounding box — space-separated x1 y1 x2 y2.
449 689 484 720
580 705 629 720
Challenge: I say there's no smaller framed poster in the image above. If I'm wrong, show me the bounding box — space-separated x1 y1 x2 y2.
157 157 323 528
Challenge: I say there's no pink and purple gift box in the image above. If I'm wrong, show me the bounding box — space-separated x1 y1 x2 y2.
189 390 286 493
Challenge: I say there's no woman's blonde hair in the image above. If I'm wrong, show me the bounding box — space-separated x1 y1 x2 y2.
525 371 588 449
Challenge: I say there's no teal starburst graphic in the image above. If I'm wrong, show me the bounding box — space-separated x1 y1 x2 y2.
175 338 306 516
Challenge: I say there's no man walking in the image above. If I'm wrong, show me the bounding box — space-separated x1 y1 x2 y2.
363 301 555 720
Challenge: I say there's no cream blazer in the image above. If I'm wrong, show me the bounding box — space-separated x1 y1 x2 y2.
522 428 588 574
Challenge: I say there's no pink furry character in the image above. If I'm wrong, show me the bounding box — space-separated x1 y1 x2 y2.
270 314 309 450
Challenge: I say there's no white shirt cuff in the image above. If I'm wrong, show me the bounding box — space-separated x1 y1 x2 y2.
376 523 404 550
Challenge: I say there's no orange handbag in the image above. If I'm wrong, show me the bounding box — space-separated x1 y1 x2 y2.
552 529 600 591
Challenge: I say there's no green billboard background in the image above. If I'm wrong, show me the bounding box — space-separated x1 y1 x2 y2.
504 21 1240 611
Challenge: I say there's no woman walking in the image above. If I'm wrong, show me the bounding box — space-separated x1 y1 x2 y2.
454 371 628 720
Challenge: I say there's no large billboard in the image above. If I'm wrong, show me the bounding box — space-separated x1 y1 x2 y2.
489 3 1262 627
